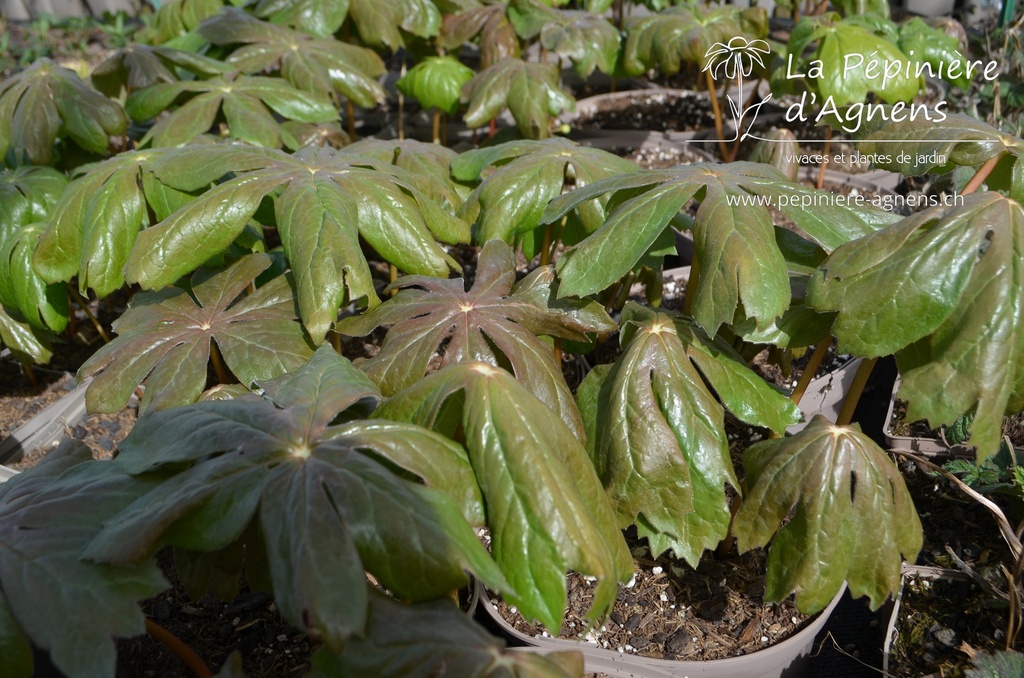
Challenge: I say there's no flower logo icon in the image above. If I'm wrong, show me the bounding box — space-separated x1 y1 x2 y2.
702 37 772 142
703 37 771 81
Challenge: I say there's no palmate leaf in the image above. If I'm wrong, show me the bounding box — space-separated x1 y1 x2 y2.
85 347 504 653
452 137 638 252
440 3 521 70
137 0 225 46
311 588 584 678
0 223 68 333
733 416 922 613
79 253 314 414
785 14 919 105
126 70 338 149
577 303 799 566
0 165 67 238
856 114 1023 176
624 4 768 76
90 44 227 97
198 9 386 108
0 59 127 165
336 239 615 438
341 138 464 212
461 57 574 140
253 0 440 47
507 0 619 78
807 193 1024 463
32 149 185 299
544 161 897 335
397 56 475 115
132 144 469 341
0 442 167 678
375 362 633 633
898 18 970 91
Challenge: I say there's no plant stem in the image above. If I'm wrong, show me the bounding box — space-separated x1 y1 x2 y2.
68 285 110 343
398 57 406 141
346 99 356 141
145 619 213 678
816 126 831 190
962 154 1002 195
682 255 700 317
553 337 562 369
209 339 231 385
539 224 554 266
835 357 877 426
789 337 833 405
704 69 731 162
432 109 441 145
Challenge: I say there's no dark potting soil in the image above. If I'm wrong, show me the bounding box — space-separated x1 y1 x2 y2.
886 460 1023 677
488 532 814 662
572 90 717 133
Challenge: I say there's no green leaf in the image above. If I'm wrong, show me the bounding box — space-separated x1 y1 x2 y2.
88 347 502 652
90 44 227 97
376 362 632 633
856 114 1022 176
0 59 126 164
341 139 464 213
0 223 68 332
0 165 67 238
33 150 176 298
461 57 574 140
397 56 474 115
546 162 896 333
310 588 584 678
624 4 768 76
138 0 225 45
733 416 922 613
0 591 32 678
135 144 467 341
508 0 619 78
128 70 338 149
453 137 638 246
0 442 167 678
440 4 521 69
0 304 53 365
337 239 614 438
807 193 1024 462
898 18 970 90
80 253 314 414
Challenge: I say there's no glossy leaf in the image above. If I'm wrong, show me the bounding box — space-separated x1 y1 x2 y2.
461 57 574 140
90 44 227 97
87 347 501 652
397 56 475 115
0 442 167 678
453 137 638 248
375 362 633 632
138 0 225 45
807 193 1024 462
786 14 919 105
133 144 468 340
341 138 464 212
856 114 1022 176
127 71 338 149
440 4 521 69
544 162 896 334
624 4 768 76
0 304 52 365
581 304 798 564
79 253 314 414
0 223 68 333
0 165 67 238
310 588 584 677
337 239 613 437
0 59 127 165
33 150 176 299
253 0 440 47
898 18 970 90
508 0 619 78
734 416 922 613
199 9 386 108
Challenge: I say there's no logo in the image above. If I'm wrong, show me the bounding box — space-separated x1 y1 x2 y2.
702 37 773 142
